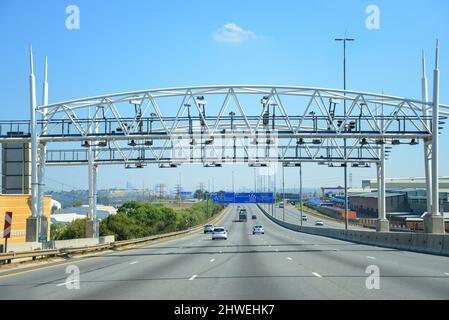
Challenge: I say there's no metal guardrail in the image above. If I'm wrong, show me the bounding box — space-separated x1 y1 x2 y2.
0 205 230 264
0 249 60 262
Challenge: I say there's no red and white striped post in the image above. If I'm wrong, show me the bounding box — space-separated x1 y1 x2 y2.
3 212 13 253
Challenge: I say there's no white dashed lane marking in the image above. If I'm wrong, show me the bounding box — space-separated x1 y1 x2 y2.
188 275 197 281
312 272 323 278
129 261 139 265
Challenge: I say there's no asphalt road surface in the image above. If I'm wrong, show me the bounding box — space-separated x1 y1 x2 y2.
0 204 448 299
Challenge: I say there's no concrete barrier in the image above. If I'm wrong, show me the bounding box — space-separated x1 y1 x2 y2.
257 204 449 257
54 238 99 249
0 242 42 253
442 235 449 256
410 233 428 252
392 233 412 251
99 236 115 244
424 234 444 255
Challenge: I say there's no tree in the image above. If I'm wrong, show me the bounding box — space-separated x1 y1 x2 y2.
53 218 86 240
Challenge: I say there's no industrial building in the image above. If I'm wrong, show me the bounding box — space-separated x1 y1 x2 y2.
359 177 449 215
348 192 410 218
362 177 449 190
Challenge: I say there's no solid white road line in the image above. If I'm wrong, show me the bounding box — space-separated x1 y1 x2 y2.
188 275 198 281
129 261 139 265
312 272 323 278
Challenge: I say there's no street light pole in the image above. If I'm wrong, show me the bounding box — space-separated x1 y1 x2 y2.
282 164 285 221
335 36 354 231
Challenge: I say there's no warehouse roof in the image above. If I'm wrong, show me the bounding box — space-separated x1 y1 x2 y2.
349 192 405 199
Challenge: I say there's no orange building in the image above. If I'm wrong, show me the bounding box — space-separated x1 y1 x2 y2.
0 195 51 245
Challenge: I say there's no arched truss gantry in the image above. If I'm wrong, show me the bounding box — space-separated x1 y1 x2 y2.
1 85 447 167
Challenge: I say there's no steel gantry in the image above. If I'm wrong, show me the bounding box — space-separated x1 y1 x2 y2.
1 42 447 240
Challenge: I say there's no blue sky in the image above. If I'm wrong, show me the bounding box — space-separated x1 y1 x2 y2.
0 0 448 192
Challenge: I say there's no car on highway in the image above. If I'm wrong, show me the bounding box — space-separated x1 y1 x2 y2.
239 208 248 222
315 220 324 226
212 227 228 240
279 203 284 208
252 225 265 235
203 224 214 233
251 214 257 219
302 215 308 221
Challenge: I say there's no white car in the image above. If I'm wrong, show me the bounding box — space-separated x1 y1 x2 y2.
203 224 214 233
252 225 265 235
212 227 228 240
302 215 308 221
315 220 324 226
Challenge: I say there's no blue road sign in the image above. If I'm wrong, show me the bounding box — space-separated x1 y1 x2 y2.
212 192 273 204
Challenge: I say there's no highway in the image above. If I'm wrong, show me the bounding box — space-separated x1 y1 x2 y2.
0 204 448 299
266 204 367 230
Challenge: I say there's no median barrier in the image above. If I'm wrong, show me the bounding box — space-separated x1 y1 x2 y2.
410 233 428 253
442 235 449 256
353 230 370 245
423 234 444 255
344 230 358 242
393 233 412 251
358 230 374 244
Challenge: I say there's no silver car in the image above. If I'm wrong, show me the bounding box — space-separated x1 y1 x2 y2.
204 224 214 233
252 225 265 235
212 227 228 240
315 220 324 226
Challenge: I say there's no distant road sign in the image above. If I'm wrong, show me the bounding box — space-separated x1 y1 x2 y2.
212 192 273 204
3 212 12 239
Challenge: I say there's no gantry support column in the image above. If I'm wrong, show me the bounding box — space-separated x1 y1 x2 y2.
86 109 99 238
376 143 389 232
425 40 445 234
86 163 99 238
421 51 433 217
37 57 49 242
26 46 40 242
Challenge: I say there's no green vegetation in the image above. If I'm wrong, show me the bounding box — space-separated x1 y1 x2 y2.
51 218 87 240
51 200 224 241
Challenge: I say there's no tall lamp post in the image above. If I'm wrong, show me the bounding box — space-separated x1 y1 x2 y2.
335 36 354 230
